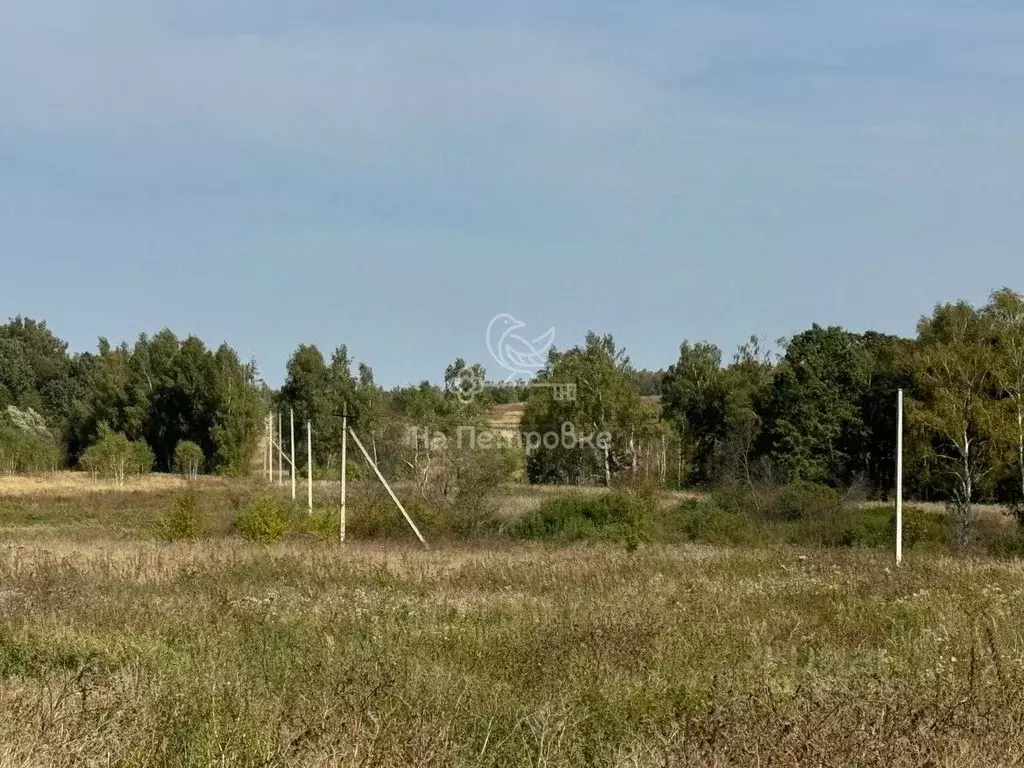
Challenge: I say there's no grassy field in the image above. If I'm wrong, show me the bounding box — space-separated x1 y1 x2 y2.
1 477 1024 766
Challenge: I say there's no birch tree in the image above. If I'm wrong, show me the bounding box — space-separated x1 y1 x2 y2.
986 288 1024 514
910 302 997 549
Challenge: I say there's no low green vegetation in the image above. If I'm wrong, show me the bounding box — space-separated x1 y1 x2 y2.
514 489 655 546
159 488 205 542
0 481 1023 765
1 479 1020 557
0 537 1022 766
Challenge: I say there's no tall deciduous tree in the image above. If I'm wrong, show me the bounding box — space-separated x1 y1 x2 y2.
986 288 1024 508
911 302 998 548
279 343 383 473
761 325 869 484
522 333 648 486
209 345 264 476
721 336 775 488
661 342 729 486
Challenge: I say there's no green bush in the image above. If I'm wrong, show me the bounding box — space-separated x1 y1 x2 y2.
514 490 653 545
344 490 440 541
986 525 1024 558
793 506 890 548
712 482 843 523
234 493 289 544
896 505 953 549
665 501 756 546
762 482 843 523
699 492 954 551
709 485 750 516
161 490 204 541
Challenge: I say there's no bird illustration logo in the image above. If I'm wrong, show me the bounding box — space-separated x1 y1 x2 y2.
486 314 556 380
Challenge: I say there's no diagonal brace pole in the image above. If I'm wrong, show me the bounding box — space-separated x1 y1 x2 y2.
347 426 427 547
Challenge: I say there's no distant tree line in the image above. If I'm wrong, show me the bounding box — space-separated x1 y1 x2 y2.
657 291 1024 515
3 289 1023 527
0 321 264 477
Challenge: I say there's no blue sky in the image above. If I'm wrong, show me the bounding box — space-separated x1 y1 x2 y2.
1 1 1021 386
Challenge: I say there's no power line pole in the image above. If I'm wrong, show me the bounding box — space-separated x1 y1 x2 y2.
896 389 904 566
290 408 296 501
341 405 348 544
278 411 284 486
307 420 313 513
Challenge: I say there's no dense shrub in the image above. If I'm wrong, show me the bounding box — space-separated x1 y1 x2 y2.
161 490 205 541
443 446 519 535
675 496 954 552
987 525 1024 558
761 482 844 523
514 490 653 546
896 506 953 549
713 482 843 523
665 501 756 546
780 506 889 548
340 484 436 540
234 493 289 544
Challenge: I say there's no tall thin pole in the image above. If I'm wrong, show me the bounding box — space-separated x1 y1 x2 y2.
278 411 284 486
896 389 904 566
341 408 348 544
266 415 272 484
307 420 313 513
290 409 296 501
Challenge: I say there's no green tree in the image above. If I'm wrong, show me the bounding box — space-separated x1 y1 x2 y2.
173 440 204 480
71 338 150 453
209 345 264 476
279 343 385 475
719 336 775 488
985 288 1024 509
661 341 729 486
856 333 918 497
910 302 998 549
0 317 79 426
79 425 155 485
761 325 869 484
0 405 60 474
0 338 36 411
522 333 648 486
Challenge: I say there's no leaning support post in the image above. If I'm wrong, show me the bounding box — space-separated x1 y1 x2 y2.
348 426 427 547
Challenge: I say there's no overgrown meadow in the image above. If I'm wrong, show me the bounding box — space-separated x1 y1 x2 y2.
0 479 1023 766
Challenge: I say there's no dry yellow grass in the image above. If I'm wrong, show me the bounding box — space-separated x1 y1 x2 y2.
0 472 235 498
0 535 1023 766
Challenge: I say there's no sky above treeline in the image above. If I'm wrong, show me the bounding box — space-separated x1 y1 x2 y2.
1 1 1021 386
